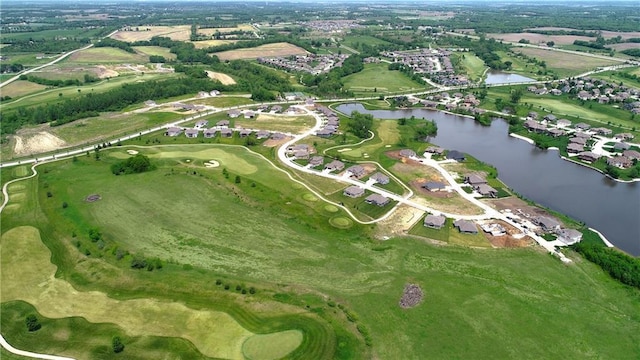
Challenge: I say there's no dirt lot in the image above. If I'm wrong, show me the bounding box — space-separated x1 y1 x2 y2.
13 130 67 156
487 33 592 45
212 42 309 61
375 204 426 239
205 71 236 85
111 26 191 42
480 220 534 248
262 136 291 148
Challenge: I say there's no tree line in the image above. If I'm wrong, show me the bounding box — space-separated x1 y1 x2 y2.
18 73 100 87
572 243 640 289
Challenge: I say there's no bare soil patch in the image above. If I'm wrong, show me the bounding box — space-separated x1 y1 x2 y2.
95 65 119 78
13 131 67 156
191 39 240 49
481 220 533 248
85 194 102 202
399 284 423 309
213 42 308 61
262 136 291 148
205 70 236 85
375 205 425 239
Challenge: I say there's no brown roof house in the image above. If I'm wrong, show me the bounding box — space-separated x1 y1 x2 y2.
343 186 365 198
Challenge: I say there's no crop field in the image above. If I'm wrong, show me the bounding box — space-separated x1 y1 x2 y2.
607 43 640 51
488 33 593 45
212 42 309 61
1 145 640 359
512 47 623 77
525 28 640 40
343 63 425 95
66 47 148 64
199 24 255 36
234 114 314 134
111 26 192 42
132 46 177 60
0 80 47 98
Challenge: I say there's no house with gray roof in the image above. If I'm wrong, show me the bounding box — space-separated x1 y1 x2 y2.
294 149 309 159
623 150 640 160
204 128 218 138
220 129 233 137
324 160 345 172
465 174 487 186
447 150 465 162
577 151 600 162
453 219 478 234
227 110 241 118
185 128 199 138
547 128 566 137
557 228 582 245
423 181 446 192
239 129 253 138
424 214 446 229
365 194 390 206
309 156 324 167
475 184 498 197
216 120 230 127
536 216 561 232
195 120 208 129
346 165 366 178
343 186 365 198
399 149 417 158
425 146 445 155
574 122 591 131
165 127 182 137
244 111 255 119
270 132 286 140
256 130 271 139
557 119 572 127
370 172 390 185
567 143 584 153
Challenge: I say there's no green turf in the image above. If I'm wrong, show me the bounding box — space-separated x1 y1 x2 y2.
65 47 148 64
2 145 640 360
343 63 426 95
132 46 177 60
242 330 303 360
453 52 487 82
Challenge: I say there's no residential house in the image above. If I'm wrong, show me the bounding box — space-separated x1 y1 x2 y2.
216 120 230 127
294 149 309 160
370 172 390 185
270 132 286 140
239 129 253 138
203 128 218 138
244 111 255 119
309 156 324 167
227 110 241 118
288 144 309 152
623 150 640 161
592 127 612 136
365 194 390 206
324 160 345 172
165 127 182 137
271 105 283 113
615 133 634 141
547 128 566 137
256 130 271 139
425 146 445 155
567 143 584 153
195 120 208 129
556 119 572 127
446 150 465 162
613 142 630 151
423 181 446 192
453 219 478 234
346 165 366 178
465 174 487 186
536 216 561 232
574 123 591 131
399 149 417 158
424 214 446 229
475 184 498 197
185 129 199 138
480 223 506 236
220 129 233 137
577 151 600 162
543 114 557 122
524 119 546 133
606 156 632 169
343 186 365 198
557 228 582 245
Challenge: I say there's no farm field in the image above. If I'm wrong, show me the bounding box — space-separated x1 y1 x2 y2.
192 39 240 49
66 47 148 64
199 24 254 36
212 42 309 61
111 26 192 42
524 28 640 40
512 47 623 77
132 46 177 60
343 63 426 95
1 145 639 359
607 43 640 51
487 33 593 45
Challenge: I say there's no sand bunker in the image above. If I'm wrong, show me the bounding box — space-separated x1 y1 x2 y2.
337 148 352 152
204 160 220 168
13 132 67 156
127 150 139 155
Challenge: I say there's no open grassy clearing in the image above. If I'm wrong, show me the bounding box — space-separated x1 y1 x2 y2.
0 28 103 42
132 46 177 60
343 63 425 95
341 35 393 48
495 51 546 79
512 47 623 77
453 52 487 82
0 80 47 98
66 47 148 64
0 53 53 67
213 43 309 61
111 26 192 42
0 226 270 359
187 96 253 107
192 39 241 49
234 114 313 134
199 25 254 36
2 146 640 359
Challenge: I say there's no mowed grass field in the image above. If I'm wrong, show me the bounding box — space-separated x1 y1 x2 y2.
212 42 309 61
452 52 487 82
343 63 426 95
66 47 148 64
2 145 640 359
132 46 177 60
0 80 47 98
513 47 623 77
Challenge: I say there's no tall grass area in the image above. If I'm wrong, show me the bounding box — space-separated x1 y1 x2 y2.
1 145 639 359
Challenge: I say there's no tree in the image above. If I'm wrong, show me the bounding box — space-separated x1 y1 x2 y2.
112 336 125 353
235 175 241 184
25 314 41 332
510 88 523 104
546 41 555 47
347 111 373 138
495 98 504 111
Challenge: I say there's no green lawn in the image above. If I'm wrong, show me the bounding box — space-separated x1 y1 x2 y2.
1 145 639 359
132 46 177 60
453 52 487 82
343 63 426 95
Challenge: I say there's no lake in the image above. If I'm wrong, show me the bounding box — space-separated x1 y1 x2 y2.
484 70 536 85
336 103 640 256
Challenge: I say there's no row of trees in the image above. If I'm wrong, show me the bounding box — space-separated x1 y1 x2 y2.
18 73 100 87
94 38 135 53
573 243 640 289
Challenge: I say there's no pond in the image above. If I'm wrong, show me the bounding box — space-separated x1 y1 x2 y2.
336 103 640 256
484 70 536 85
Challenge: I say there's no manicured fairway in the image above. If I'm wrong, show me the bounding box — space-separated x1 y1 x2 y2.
242 330 303 360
